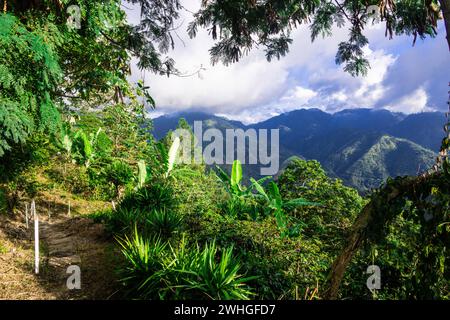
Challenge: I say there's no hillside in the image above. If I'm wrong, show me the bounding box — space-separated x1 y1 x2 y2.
151 109 441 192
1 1 449 304
324 135 436 192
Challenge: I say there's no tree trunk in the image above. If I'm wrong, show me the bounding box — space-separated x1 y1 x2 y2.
440 0 450 50
323 176 420 299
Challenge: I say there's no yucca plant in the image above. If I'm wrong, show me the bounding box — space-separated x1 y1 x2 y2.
166 240 256 300
146 209 183 238
136 182 175 211
116 229 168 299
119 180 175 212
116 231 256 300
106 207 143 235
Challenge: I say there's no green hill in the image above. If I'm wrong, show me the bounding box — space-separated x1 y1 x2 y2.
152 110 440 193
325 135 436 192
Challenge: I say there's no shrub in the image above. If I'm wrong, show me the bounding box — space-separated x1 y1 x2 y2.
116 231 168 299
277 159 365 251
106 207 144 235
120 179 175 212
146 209 183 239
97 206 183 239
116 230 255 300
164 239 255 300
171 167 225 218
189 211 330 299
219 195 261 220
57 164 91 195
105 160 134 197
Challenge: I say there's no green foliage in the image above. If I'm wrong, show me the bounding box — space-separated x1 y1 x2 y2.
164 239 255 300
101 177 180 236
106 207 143 235
189 211 329 299
116 230 168 298
120 179 176 213
146 209 183 239
0 13 62 156
101 104 152 160
117 231 255 300
188 0 442 76
105 160 134 196
1 0 448 302
171 166 226 218
137 160 147 189
0 100 34 157
216 160 270 219
252 178 319 238
72 127 111 168
278 159 365 250
216 160 247 197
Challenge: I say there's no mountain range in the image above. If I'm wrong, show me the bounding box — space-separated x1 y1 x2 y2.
150 108 445 193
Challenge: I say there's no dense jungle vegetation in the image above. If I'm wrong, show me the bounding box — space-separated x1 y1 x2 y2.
0 0 449 300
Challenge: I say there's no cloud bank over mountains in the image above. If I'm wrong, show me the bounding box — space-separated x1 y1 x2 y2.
127 0 450 124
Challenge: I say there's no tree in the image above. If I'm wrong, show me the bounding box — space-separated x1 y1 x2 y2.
0 13 61 156
0 0 177 159
188 0 449 76
324 98 450 299
277 159 366 249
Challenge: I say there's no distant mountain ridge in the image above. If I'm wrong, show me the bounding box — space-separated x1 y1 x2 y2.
151 108 443 193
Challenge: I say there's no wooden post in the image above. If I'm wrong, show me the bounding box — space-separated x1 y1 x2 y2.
32 200 39 274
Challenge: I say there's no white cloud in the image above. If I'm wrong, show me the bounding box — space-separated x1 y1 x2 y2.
127 1 449 123
280 86 318 107
385 87 431 113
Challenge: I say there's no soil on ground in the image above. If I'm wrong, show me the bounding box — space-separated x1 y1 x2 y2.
0 189 122 300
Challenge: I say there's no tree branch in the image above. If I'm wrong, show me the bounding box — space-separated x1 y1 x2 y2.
439 0 450 51
323 174 442 299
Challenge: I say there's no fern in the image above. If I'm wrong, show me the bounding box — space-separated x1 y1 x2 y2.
0 99 34 156
0 13 62 157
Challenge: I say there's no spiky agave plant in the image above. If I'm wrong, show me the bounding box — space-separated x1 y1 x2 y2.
116 228 168 299
106 207 143 235
166 239 256 300
146 208 183 238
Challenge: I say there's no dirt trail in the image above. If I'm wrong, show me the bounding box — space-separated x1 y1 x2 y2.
0 193 121 300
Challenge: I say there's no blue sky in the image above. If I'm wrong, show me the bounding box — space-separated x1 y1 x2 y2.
127 0 450 124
